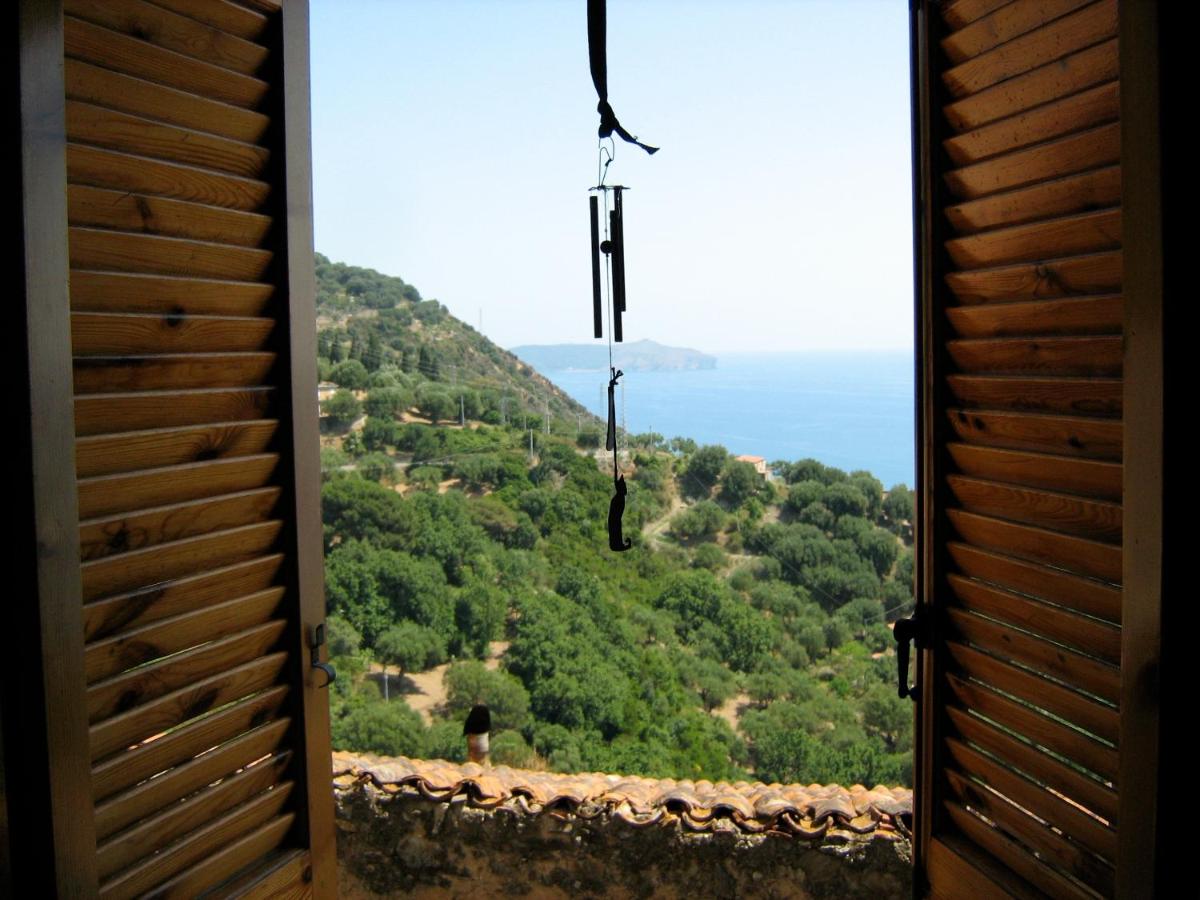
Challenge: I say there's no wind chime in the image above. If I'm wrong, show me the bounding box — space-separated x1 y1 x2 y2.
586 0 656 553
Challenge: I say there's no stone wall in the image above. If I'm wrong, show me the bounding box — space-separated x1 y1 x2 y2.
333 760 912 899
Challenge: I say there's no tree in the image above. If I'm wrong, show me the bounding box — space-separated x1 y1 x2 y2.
682 444 728 498
670 500 727 541
719 459 762 509
365 386 411 420
416 387 454 424
376 622 447 699
356 451 395 483
823 481 869 518
363 332 384 371
330 358 369 390
785 480 826 514
361 416 399 451
692 542 726 571
330 698 425 758
326 615 362 658
323 389 361 425
882 484 914 533
453 580 506 657
444 661 530 731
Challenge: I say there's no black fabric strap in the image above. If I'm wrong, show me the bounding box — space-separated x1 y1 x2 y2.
588 0 658 155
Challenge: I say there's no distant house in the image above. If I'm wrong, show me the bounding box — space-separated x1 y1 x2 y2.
735 454 768 478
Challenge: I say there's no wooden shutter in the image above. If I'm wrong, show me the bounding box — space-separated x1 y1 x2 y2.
912 1 1162 897
12 0 335 894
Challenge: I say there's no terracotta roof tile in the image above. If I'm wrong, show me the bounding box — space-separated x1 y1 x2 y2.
331 752 912 840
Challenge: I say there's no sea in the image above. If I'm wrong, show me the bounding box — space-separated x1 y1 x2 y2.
545 351 916 489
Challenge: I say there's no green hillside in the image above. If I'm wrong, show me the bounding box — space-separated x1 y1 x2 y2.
315 254 916 787
315 253 592 430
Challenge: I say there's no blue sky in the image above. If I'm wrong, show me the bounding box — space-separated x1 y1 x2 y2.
310 0 913 354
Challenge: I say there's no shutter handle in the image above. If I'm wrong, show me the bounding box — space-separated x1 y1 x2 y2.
310 623 337 688
893 609 928 701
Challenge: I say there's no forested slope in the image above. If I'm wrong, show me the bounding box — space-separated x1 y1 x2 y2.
315 255 916 786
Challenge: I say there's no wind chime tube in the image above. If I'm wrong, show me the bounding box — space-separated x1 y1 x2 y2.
610 208 624 343
614 187 626 312
589 195 603 338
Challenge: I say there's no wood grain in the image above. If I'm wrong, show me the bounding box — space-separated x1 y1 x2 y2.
80 520 282 600
79 486 281 560
85 587 285 683
946 705 1117 823
947 335 1122 376
64 0 268 76
941 806 1098 900
89 652 288 761
945 671 1118 781
96 753 290 880
947 442 1121 499
948 540 1122 623
146 0 270 42
947 508 1122 583
946 408 1122 460
91 686 288 800
98 788 292 898
944 81 1118 165
946 294 1122 338
942 0 1096 64
947 640 1119 744
68 185 273 247
70 270 275 316
65 59 270 144
948 607 1120 703
82 554 283 641
946 208 1121 270
942 1 1117 98
94 721 288 837
72 312 275 356
948 573 1121 663
945 165 1121 234
66 100 269 178
65 16 269 109
131 813 295 900
944 38 1118 131
947 473 1122 541
943 769 1113 896
945 736 1116 860
68 144 270 212
945 122 1120 200
73 353 276 395
69 227 273 281
75 420 278 478
946 375 1121 416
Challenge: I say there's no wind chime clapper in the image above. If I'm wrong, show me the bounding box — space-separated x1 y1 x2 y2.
587 184 629 343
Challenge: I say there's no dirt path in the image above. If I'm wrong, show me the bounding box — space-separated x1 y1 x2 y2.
373 640 509 725
713 692 752 736
643 490 685 544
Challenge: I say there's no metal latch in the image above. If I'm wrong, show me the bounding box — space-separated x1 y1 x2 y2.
893 607 930 701
311 623 336 688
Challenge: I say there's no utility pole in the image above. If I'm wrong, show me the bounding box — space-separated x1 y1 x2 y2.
459 394 465 427
544 399 549 435
528 429 534 460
